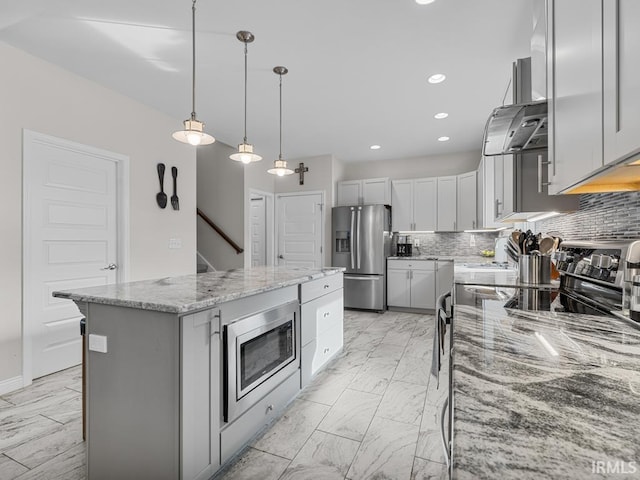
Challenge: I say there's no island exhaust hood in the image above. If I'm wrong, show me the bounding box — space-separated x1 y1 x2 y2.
483 57 548 157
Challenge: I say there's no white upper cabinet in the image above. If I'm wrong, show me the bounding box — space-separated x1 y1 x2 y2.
336 178 390 206
390 180 413 231
603 0 640 165
413 178 438 231
436 176 457 232
456 171 477 230
547 0 603 195
391 178 437 232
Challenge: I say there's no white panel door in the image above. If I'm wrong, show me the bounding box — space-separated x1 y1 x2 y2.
277 193 323 268
413 178 437 231
24 131 121 379
250 196 267 267
391 180 413 231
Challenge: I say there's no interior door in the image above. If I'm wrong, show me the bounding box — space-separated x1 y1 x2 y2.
24 131 121 379
250 196 267 267
276 192 323 268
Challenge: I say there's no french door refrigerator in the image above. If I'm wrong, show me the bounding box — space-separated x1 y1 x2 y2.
332 204 391 311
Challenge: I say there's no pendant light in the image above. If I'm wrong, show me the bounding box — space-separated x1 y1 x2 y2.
230 31 262 164
172 0 215 146
267 66 294 176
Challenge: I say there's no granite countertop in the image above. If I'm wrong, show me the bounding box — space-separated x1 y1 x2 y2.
452 287 640 479
454 269 557 289
52 266 344 314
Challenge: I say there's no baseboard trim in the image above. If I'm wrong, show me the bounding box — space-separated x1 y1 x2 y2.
0 375 24 396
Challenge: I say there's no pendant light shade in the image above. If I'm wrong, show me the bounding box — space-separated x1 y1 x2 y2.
267 66 294 176
173 0 215 146
230 31 262 164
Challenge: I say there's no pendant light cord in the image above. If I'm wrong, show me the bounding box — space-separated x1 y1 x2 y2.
243 42 248 143
279 73 283 160
191 0 197 120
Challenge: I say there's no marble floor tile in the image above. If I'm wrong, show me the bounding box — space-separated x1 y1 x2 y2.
411 457 448 480
280 430 360 480
0 389 80 424
13 443 85 480
2 368 80 406
252 399 330 459
381 328 414 347
393 355 432 386
216 447 289 480
349 357 398 395
376 381 428 426
4 419 82 469
415 430 446 464
368 342 406 361
0 414 61 452
38 393 82 425
299 369 356 406
425 377 448 408
347 332 386 352
317 389 381 441
326 348 370 376
347 416 419 480
420 402 441 432
0 453 29 479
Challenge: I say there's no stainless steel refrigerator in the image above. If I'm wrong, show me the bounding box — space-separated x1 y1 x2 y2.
332 204 391 311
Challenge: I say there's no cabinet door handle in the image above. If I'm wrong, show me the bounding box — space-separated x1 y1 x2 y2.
323 284 330 289
323 311 330 318
495 198 502 217
537 154 551 193
472 220 475 229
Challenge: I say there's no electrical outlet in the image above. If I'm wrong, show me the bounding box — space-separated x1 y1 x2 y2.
168 238 182 249
88 334 108 353
414 238 420 247
470 234 476 247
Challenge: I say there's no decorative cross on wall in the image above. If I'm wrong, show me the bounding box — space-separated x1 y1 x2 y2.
294 162 309 185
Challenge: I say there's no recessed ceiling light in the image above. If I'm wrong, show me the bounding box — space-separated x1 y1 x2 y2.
415 0 436 4
370 145 381 150
428 73 446 84
434 112 448 119
438 136 450 142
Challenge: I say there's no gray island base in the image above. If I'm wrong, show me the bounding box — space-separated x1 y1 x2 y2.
53 266 344 480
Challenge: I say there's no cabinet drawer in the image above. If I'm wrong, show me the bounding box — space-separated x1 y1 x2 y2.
220 372 299 465
301 289 343 346
300 274 343 303
314 323 344 372
387 259 435 271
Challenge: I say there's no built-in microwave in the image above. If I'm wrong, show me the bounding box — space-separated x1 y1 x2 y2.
223 300 299 423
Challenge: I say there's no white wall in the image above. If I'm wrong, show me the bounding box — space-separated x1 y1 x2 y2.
274 154 335 266
0 42 196 387
340 151 481 181
197 142 246 270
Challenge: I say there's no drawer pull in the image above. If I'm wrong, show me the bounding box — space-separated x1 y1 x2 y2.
323 312 330 318
266 404 274 414
324 284 330 289
324 347 330 353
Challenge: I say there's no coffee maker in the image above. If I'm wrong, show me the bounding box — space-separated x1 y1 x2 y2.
395 234 413 257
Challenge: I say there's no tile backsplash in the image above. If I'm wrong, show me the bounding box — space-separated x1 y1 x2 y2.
534 191 640 240
409 232 500 256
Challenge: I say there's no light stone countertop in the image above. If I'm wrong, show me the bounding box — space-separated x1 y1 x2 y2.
451 275 640 479
52 266 344 314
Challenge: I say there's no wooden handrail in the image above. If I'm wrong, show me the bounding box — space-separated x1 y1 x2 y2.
197 208 244 255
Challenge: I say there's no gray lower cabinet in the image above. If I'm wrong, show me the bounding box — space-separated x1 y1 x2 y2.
82 285 306 480
300 275 344 387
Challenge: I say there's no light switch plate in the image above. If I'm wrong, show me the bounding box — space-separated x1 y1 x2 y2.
88 334 108 353
168 238 182 249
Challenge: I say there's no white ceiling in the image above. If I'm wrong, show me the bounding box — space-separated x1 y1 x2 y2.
0 0 533 163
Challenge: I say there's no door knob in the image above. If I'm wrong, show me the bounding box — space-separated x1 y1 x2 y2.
278 255 284 259
101 263 117 271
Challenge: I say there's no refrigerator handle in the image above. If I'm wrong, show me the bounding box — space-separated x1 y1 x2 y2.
356 208 362 269
350 209 356 270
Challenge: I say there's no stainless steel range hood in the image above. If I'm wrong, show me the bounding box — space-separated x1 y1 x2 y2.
483 101 547 156
483 57 548 156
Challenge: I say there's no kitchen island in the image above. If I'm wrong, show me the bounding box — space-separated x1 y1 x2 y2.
53 266 344 480
449 273 640 479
